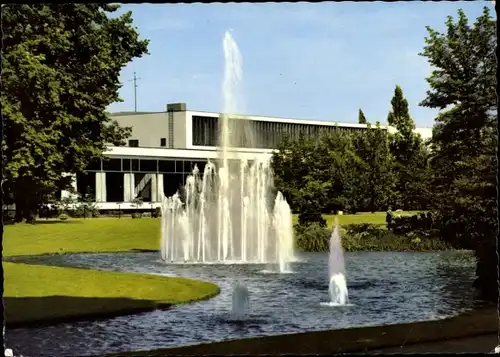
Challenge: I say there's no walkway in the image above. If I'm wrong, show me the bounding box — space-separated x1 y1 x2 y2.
365 333 498 354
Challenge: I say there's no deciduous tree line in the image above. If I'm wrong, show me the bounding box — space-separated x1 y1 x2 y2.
272 7 497 303
271 84 430 221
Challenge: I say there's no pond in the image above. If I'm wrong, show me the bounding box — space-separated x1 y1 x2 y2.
6 251 477 357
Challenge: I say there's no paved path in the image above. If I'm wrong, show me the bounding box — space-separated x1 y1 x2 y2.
364 333 499 354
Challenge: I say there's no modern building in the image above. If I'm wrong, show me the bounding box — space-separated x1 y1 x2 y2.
64 103 433 210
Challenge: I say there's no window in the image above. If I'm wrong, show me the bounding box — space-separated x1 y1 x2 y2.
102 158 122 172
128 139 139 147
192 115 218 146
158 160 176 173
122 159 131 172
131 159 139 172
175 160 184 173
160 138 167 147
139 159 158 173
191 160 207 174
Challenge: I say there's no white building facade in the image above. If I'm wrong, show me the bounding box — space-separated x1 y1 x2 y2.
65 103 432 211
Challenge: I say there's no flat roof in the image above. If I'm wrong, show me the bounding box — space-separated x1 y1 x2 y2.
109 111 163 117
108 106 432 137
104 146 274 160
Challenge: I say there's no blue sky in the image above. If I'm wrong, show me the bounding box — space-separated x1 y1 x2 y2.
108 2 494 128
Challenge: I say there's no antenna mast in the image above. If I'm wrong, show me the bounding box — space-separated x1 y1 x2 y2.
127 72 142 112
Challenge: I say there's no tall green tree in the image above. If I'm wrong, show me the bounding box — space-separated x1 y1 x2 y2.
387 85 431 210
316 129 366 214
2 4 149 221
358 109 367 124
272 133 329 226
419 7 497 302
354 122 397 212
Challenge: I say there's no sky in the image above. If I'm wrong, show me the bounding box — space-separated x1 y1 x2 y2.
108 1 494 128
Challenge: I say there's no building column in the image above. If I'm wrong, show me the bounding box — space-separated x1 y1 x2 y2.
157 174 164 201
61 173 78 200
124 173 130 202
95 172 107 202
150 173 158 202
123 173 135 202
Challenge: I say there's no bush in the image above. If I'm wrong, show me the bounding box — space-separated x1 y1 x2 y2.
3 210 15 225
105 210 121 217
295 223 331 252
59 214 69 221
132 212 142 219
295 222 452 252
92 211 100 218
389 212 434 234
298 208 327 228
344 223 384 236
152 207 161 218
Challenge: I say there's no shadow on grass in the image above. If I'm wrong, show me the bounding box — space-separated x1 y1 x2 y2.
4 295 171 329
34 220 84 225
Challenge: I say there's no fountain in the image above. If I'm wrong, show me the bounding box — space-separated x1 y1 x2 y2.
159 30 295 269
231 281 250 319
324 223 349 306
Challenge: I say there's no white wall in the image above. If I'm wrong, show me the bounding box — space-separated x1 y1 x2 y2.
172 111 189 149
111 112 171 148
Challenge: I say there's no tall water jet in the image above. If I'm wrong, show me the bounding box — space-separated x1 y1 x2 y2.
273 192 295 272
328 223 349 305
159 30 295 268
231 281 250 319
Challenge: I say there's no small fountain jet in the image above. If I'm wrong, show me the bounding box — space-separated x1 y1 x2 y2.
327 221 349 305
231 281 250 319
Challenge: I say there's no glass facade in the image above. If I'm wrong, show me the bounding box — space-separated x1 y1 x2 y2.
192 115 371 149
192 115 218 146
85 158 208 175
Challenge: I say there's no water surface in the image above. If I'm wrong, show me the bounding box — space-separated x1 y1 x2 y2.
6 251 476 357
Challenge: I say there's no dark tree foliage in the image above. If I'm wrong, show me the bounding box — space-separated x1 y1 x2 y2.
271 121 397 221
387 85 432 210
419 7 497 303
2 4 149 221
358 109 367 124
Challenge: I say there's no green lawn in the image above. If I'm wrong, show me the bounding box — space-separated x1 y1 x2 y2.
4 262 218 326
4 218 161 257
291 211 420 227
5 212 421 257
3 218 219 327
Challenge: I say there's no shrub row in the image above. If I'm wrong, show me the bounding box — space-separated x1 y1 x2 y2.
294 222 452 252
388 212 435 234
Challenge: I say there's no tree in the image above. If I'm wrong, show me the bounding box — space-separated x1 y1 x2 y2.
354 122 397 212
358 109 367 124
316 129 366 214
2 4 149 222
387 85 431 210
419 7 497 302
272 133 329 227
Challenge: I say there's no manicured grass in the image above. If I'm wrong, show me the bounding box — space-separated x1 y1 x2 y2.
3 219 219 327
291 211 421 228
3 262 219 326
4 212 421 257
4 218 160 257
